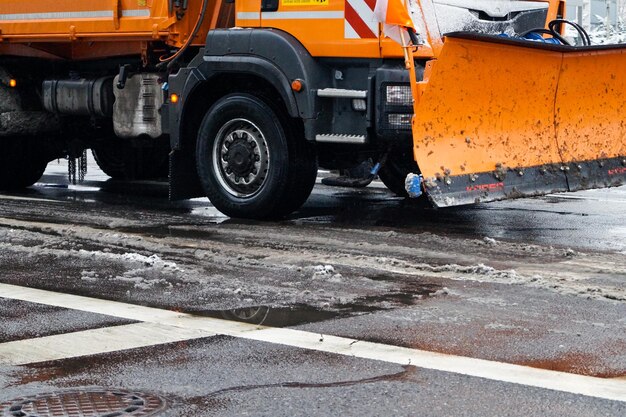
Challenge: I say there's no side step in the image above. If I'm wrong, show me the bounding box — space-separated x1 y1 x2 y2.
315 134 367 144
316 89 368 144
317 88 367 99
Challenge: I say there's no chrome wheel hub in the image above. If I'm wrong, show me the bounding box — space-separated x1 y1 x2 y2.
212 119 270 197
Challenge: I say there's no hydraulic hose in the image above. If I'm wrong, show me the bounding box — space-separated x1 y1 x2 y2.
519 27 571 45
548 19 591 46
520 19 591 46
159 0 209 70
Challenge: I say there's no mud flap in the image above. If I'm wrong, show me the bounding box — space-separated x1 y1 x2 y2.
169 147 205 200
411 33 626 207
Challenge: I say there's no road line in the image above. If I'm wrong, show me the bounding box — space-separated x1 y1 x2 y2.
0 195 63 204
546 193 626 203
0 323 216 366
1 283 626 403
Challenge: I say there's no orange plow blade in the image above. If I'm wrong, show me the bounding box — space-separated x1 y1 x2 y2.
411 33 626 207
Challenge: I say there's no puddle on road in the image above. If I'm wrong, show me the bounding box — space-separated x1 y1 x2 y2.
188 305 340 327
187 283 443 328
49 184 102 193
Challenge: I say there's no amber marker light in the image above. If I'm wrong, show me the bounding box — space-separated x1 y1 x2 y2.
170 93 179 103
9 79 16 88
291 79 303 92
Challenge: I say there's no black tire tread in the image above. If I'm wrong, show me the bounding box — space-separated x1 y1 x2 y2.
92 140 169 180
196 93 317 219
378 148 419 197
0 137 48 190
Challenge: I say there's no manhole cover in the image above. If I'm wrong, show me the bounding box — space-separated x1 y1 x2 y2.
1 390 166 417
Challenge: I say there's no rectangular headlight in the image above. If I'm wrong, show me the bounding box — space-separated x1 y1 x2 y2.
388 113 412 128
386 85 413 106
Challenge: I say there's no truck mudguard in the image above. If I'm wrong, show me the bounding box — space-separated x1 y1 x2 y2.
169 28 327 149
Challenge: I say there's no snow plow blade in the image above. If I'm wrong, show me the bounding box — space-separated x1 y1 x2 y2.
412 33 626 207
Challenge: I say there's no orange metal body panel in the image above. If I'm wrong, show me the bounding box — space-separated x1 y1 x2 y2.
247 0 380 58
544 0 562 26
555 50 626 163
235 0 261 27
0 0 223 59
247 0 444 59
411 37 564 179
410 35 626 205
0 0 171 41
0 40 153 61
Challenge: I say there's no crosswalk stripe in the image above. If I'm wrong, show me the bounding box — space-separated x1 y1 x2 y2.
1 282 625 403
0 323 215 366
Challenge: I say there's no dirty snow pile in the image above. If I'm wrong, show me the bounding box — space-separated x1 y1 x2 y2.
310 264 344 283
79 252 182 290
113 274 174 290
77 250 182 271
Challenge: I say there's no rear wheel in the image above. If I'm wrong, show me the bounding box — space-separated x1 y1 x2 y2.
92 139 169 180
0 137 48 190
196 93 317 219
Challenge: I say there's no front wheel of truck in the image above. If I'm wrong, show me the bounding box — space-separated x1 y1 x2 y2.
196 93 317 219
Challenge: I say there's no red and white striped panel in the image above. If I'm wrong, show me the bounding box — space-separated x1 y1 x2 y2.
345 0 378 39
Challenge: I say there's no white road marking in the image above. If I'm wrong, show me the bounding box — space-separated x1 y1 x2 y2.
0 323 215 366
0 195 63 204
1 283 626 403
546 194 626 203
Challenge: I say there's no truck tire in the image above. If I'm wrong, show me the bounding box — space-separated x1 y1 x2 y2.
378 148 420 198
92 140 169 180
0 137 48 190
196 93 317 219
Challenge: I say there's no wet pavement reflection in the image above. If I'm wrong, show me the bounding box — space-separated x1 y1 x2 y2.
188 280 442 327
1 160 625 417
15 169 621 255
27 163 626 253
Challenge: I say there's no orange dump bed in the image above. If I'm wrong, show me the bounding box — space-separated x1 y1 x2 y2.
0 0 232 60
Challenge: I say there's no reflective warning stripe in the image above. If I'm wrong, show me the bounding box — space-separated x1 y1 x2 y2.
237 11 344 20
0 9 150 21
345 0 378 38
237 7 378 39
121 9 151 17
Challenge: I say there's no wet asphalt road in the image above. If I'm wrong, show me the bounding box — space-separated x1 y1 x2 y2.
0 158 625 416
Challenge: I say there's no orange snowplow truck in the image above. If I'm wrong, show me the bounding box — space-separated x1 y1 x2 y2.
0 0 623 218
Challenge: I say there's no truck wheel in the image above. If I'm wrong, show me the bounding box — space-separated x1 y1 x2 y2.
92 140 169 180
0 138 48 190
196 93 317 219
378 148 420 197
